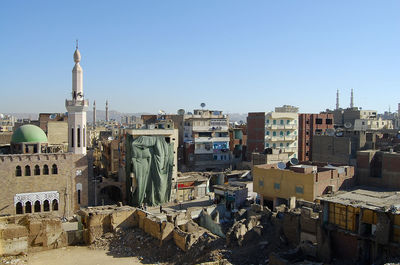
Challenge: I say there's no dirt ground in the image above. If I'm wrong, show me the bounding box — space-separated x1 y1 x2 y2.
27 246 142 265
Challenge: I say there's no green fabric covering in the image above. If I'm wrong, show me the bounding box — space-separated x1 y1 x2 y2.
11 124 48 143
126 135 174 206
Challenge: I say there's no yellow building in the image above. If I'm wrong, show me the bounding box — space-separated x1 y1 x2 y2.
253 163 354 209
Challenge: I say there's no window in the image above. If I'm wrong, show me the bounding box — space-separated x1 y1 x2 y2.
286 143 289 147
77 128 81 147
287 120 290 124
273 143 276 148
280 131 284 136
286 131 290 135
266 143 270 148
274 183 280 190
25 202 32 213
273 131 277 136
280 120 284 125
43 165 49 175
316 118 323 124
16 166 22 177
78 190 81 204
52 164 58 174
52 200 58 211
266 131 270 136
34 165 40 175
326 119 332 124
71 128 74 147
295 186 304 194
16 202 23 214
266 119 269 124
34 201 41 212
273 120 276 125
83 128 86 147
43 200 50 212
280 143 283 147
25 165 31 176
259 180 264 187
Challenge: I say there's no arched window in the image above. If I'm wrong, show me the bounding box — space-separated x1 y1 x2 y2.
273 120 277 125
43 200 50 212
52 164 58 174
280 131 284 136
280 120 284 125
273 131 277 136
16 166 22 177
34 165 40 175
25 202 32 213
16 202 23 214
25 165 31 176
34 200 41 212
43 165 49 175
52 199 58 211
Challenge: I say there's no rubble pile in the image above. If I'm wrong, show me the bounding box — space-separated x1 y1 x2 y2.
90 227 228 264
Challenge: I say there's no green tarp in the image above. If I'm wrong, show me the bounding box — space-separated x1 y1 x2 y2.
126 135 174 206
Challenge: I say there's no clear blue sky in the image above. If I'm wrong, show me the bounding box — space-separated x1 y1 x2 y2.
1 1 399 115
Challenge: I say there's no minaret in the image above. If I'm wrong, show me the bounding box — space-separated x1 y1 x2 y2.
93 100 96 127
350 88 354 108
105 100 109 122
336 89 339 110
65 42 89 155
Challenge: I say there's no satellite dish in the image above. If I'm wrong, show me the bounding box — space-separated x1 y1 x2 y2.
187 112 193 115
277 162 286 170
344 122 352 129
177 109 185 115
335 129 344 137
200 103 206 109
326 128 335 136
290 158 299 165
49 114 57 119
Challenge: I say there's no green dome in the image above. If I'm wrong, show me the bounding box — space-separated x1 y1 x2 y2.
11 125 48 143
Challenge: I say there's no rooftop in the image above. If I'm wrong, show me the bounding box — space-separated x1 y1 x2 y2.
318 187 400 213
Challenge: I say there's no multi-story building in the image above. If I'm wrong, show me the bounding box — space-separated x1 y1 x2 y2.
183 109 231 170
298 113 334 161
0 114 16 132
247 105 299 161
318 188 400 263
253 162 354 209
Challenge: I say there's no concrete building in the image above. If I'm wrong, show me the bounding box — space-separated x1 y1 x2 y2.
229 125 247 164
357 150 400 190
247 105 299 161
298 113 334 161
38 113 69 150
183 109 231 170
125 128 178 206
0 114 16 132
318 188 400 263
253 163 354 209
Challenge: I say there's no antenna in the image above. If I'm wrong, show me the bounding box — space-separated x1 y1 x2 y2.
76 39 79 49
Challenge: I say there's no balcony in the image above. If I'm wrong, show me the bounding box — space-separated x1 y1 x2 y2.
266 124 297 130
265 135 297 141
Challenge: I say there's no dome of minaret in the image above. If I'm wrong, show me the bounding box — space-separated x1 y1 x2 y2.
74 48 81 63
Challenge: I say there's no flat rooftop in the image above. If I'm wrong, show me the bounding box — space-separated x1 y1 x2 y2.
318 187 400 213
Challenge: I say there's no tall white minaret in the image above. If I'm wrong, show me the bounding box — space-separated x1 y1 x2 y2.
65 42 89 155
336 89 339 110
93 100 96 127
350 88 354 108
105 100 109 122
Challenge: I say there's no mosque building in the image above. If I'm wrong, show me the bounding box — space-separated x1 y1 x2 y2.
0 45 91 217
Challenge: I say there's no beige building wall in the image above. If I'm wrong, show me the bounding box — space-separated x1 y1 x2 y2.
47 121 68 146
0 153 88 217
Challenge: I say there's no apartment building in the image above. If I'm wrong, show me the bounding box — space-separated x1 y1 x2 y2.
183 109 231 170
298 113 334 161
247 105 299 161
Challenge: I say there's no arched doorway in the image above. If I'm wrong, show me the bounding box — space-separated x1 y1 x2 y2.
98 186 122 205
